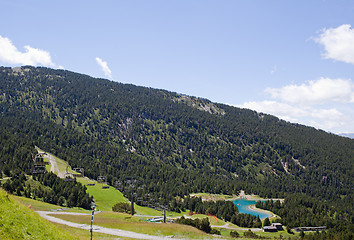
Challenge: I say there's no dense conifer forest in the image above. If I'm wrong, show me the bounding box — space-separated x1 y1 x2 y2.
0 66 353 237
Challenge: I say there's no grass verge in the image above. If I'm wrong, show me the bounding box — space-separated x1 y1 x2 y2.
50 212 213 239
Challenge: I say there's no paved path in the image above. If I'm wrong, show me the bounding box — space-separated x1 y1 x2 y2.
210 222 262 232
36 211 183 240
37 150 64 178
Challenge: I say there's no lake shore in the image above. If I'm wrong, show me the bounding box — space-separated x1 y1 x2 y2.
247 204 278 219
228 190 284 203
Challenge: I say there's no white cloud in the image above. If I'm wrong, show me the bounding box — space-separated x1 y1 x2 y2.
0 35 55 66
311 108 343 120
237 77 354 133
95 57 112 79
237 101 305 121
265 78 354 105
237 100 347 132
315 24 354 64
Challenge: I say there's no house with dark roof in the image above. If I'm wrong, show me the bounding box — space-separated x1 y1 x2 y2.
263 226 278 232
263 223 283 232
272 223 283 231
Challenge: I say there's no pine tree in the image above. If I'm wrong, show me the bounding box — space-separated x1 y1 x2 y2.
263 217 271 227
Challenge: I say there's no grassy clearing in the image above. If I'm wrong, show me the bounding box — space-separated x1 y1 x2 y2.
187 213 227 226
76 177 173 216
53 222 148 240
0 189 78 240
13 194 62 211
13 194 88 213
190 192 236 201
50 223 124 240
51 212 214 239
76 177 128 211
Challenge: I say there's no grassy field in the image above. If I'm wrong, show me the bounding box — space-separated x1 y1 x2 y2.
76 177 172 216
190 192 237 201
50 212 214 239
51 224 128 240
9 185 298 239
0 188 79 240
13 194 88 212
77 177 128 211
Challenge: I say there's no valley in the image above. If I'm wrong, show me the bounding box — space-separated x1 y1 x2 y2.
30 148 287 239
0 66 353 239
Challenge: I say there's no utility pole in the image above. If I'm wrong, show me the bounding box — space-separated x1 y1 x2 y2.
90 202 96 240
131 190 135 216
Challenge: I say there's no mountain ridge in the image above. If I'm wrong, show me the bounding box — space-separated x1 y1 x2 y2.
339 133 354 139
0 66 353 203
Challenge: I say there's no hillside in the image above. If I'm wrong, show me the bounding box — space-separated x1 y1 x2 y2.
0 66 353 236
0 188 78 239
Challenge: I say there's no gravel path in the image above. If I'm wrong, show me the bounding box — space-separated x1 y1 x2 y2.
37 151 64 178
36 211 183 240
210 222 262 232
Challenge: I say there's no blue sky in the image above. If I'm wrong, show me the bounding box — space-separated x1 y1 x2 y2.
1 1 354 134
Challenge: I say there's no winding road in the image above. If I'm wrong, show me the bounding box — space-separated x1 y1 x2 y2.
36 211 182 240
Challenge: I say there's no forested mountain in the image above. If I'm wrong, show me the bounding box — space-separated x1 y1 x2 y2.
0 66 353 234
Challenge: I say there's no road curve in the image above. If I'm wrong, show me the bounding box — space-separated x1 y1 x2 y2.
36 211 182 240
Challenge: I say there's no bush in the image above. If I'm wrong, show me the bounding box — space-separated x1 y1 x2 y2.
230 230 239 238
176 216 212 233
210 228 221 235
112 202 133 214
244 229 260 238
286 226 294 234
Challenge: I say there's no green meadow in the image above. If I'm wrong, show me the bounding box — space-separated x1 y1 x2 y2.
0 188 78 240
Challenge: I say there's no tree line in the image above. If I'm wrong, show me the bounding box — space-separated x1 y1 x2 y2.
0 66 353 237
1 170 92 209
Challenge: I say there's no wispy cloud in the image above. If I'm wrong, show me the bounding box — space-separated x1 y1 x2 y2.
315 24 354 65
270 65 277 74
95 57 112 79
0 35 56 67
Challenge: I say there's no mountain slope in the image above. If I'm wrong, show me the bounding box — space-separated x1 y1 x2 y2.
0 66 353 204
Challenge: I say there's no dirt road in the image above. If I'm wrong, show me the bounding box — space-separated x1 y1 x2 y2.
37 150 64 178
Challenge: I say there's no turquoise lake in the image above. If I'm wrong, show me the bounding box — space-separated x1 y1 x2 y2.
233 199 272 219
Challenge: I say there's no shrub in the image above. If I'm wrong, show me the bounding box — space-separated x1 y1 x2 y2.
112 202 133 214
210 228 221 235
176 216 212 233
230 230 239 238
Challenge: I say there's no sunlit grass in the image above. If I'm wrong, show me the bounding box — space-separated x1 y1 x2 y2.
0 189 79 240
50 212 213 239
77 177 128 211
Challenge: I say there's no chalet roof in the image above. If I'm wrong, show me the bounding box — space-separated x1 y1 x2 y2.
263 226 277 230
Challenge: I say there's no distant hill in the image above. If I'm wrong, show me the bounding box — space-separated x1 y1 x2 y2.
0 66 353 220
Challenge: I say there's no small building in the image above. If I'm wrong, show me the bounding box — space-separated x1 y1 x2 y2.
272 223 283 231
263 226 278 232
